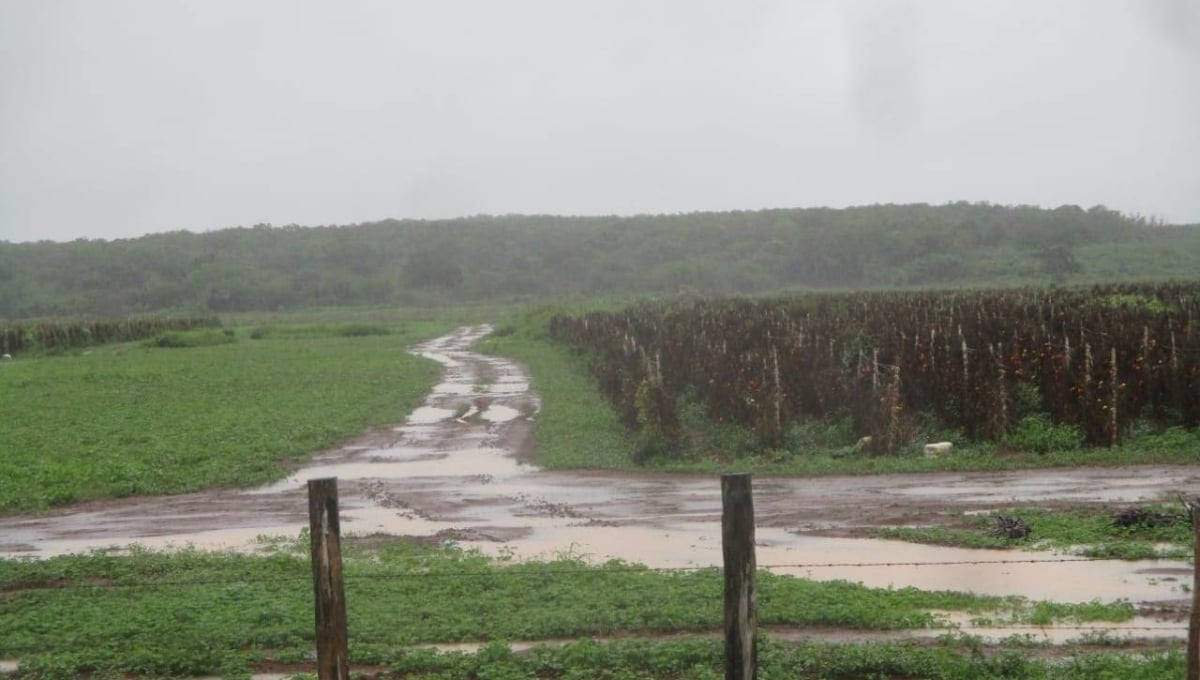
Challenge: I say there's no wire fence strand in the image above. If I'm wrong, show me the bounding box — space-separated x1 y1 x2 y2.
0 554 1190 594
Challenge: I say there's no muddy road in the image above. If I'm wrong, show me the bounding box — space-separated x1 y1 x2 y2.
2 325 1197 633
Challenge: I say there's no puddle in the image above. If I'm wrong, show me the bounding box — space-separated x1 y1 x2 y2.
932 611 1186 644
431 382 482 396
2 324 1198 626
480 405 522 423
892 473 1173 504
408 406 458 424
486 381 530 395
461 525 1191 603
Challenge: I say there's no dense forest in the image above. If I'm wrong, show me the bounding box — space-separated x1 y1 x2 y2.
1 202 1197 319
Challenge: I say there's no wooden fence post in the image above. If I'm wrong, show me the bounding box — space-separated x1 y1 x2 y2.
308 478 350 680
722 473 757 680
1188 498 1200 680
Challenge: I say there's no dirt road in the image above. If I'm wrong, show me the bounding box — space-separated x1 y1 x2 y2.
1 325 1196 634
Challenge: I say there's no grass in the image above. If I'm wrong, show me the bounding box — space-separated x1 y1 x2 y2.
0 320 453 513
379 637 1183 680
877 505 1193 560
0 540 1143 677
479 307 1200 475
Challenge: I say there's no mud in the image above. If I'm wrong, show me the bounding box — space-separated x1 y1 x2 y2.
1 325 1198 638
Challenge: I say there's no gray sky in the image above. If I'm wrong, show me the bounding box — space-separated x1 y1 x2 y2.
1 0 1198 243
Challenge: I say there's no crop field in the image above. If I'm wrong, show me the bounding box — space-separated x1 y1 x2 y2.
0 539 1173 678
0 320 452 512
542 283 1200 466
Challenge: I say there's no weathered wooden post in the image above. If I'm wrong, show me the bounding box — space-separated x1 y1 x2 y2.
308 478 349 679
721 473 757 680
1187 496 1200 680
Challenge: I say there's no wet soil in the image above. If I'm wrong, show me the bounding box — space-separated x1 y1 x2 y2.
1 325 1197 640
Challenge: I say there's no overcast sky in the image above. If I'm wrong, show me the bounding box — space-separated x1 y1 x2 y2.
1 1 1197 243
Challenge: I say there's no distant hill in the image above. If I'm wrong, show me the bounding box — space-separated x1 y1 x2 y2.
1 202 1197 319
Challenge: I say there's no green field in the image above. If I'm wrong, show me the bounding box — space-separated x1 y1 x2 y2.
0 321 452 513
0 540 1155 678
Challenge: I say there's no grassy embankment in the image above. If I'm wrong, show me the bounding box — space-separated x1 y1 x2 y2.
0 320 455 513
0 539 1160 678
477 307 1200 477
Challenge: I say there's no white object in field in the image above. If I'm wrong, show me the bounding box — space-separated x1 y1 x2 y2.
923 441 954 457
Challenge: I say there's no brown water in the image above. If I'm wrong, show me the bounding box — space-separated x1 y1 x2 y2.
1 325 1196 639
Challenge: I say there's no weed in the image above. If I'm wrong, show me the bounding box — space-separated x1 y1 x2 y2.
142 328 236 349
1003 414 1083 454
877 505 1193 559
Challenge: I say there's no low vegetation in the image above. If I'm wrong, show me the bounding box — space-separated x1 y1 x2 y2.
379 638 1182 680
141 327 236 348
0 540 1145 677
0 321 451 512
877 505 1194 560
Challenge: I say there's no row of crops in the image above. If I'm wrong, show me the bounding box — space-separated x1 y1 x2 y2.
550 283 1200 455
1 316 221 355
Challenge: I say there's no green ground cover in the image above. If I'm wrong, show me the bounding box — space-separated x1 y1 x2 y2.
0 541 1143 677
481 308 1200 476
0 321 452 513
877 505 1194 560
379 638 1182 680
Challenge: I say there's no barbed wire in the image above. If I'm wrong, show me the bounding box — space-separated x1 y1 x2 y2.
0 554 1185 594
952 625 1187 632
758 556 1141 570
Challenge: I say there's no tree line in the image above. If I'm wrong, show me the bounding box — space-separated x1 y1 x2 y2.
1 202 1197 319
